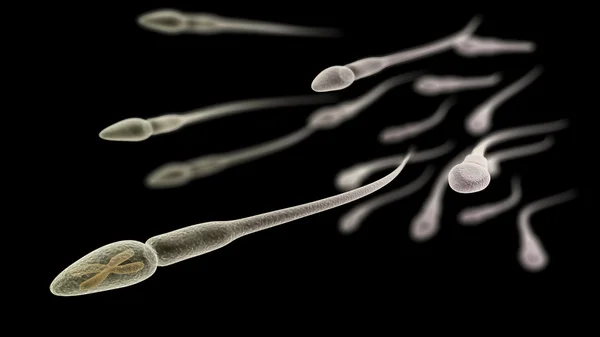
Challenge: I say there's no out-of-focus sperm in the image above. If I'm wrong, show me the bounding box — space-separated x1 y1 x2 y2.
335 140 455 191
517 189 578 272
310 16 482 92
486 136 555 178
99 94 336 142
137 9 342 37
465 66 544 136
338 166 435 235
457 176 522 226
453 35 536 58
413 73 501 96
378 97 456 144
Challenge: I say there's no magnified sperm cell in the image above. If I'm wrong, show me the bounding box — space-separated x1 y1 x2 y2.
448 119 569 194
465 66 544 136
486 136 555 178
146 126 315 188
410 147 473 242
413 73 502 96
99 94 336 142
517 189 577 272
457 176 522 226
50 151 413 296
307 71 423 130
335 140 454 191
310 15 482 92
453 36 536 58
378 97 456 144
137 9 342 37
338 166 434 235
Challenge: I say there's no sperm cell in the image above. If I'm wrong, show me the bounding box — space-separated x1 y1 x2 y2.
465 66 544 136
517 189 577 272
310 15 481 92
457 176 522 226
486 136 555 178
137 9 342 37
335 140 454 191
448 119 568 194
378 97 456 144
453 36 536 58
413 73 502 96
338 166 435 235
410 147 473 242
50 152 413 296
99 94 336 142
146 126 315 188
307 71 423 130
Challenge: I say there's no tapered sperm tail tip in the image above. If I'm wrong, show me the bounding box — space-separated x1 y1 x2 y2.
311 66 355 92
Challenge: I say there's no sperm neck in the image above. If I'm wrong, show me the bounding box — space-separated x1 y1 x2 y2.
464 154 488 168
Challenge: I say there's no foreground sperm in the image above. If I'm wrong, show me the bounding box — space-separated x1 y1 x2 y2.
50 151 412 296
137 9 342 37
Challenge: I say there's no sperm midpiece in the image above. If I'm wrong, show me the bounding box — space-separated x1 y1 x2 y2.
146 150 414 266
410 147 473 242
137 9 341 37
457 176 522 226
335 140 455 191
453 36 536 57
517 189 578 272
486 136 555 178
378 97 456 144
307 71 422 130
465 66 544 136
338 166 434 235
310 15 482 92
99 94 336 142
146 126 316 189
413 73 502 96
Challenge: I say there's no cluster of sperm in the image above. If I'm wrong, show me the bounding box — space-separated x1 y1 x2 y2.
51 11 572 297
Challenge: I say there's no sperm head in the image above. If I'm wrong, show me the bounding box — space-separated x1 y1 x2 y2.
136 9 189 35
188 155 227 178
410 216 438 242
338 208 369 235
307 106 349 130
311 66 356 92
457 209 486 226
518 244 548 272
448 154 491 193
466 112 492 136
413 76 442 96
335 167 365 191
99 118 154 142
145 162 193 189
50 240 158 297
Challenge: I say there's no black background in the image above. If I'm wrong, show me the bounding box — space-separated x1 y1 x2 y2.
35 1 585 323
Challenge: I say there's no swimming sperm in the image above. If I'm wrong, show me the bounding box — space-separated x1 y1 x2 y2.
453 36 536 58
517 189 577 272
378 97 456 144
465 66 544 136
50 151 413 296
335 140 455 191
338 166 434 235
310 15 482 92
137 9 342 37
457 176 522 226
448 119 568 194
413 73 501 96
486 136 555 178
99 94 336 142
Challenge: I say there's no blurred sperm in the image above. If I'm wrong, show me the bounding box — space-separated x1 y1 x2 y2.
457 176 522 226
465 66 544 136
338 166 435 235
310 16 481 92
413 73 501 96
137 9 342 37
517 189 578 272
453 36 536 57
378 97 456 144
99 94 336 142
486 136 555 178
335 140 455 191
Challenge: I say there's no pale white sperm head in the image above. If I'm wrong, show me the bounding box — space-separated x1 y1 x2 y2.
448 154 491 193
306 105 349 130
136 9 189 35
465 108 492 136
311 66 356 92
334 167 365 191
145 162 193 189
99 118 154 142
413 76 443 96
